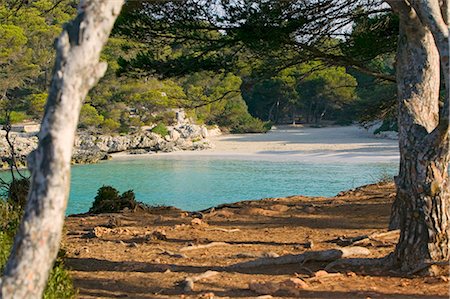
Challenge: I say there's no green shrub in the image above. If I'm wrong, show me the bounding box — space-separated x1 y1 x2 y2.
151 123 169 136
0 111 29 125
230 115 271 134
27 93 47 118
89 186 137 214
8 178 30 208
0 200 22 237
79 104 104 128
0 232 13 273
102 118 121 132
43 256 77 299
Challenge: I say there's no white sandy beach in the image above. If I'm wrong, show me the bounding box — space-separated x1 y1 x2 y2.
114 125 400 163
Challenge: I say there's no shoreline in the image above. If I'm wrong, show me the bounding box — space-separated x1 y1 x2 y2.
111 125 400 164
63 181 449 298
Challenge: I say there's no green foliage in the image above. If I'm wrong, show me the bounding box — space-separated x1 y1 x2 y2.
8 178 30 208
79 104 104 128
0 0 76 96
0 231 13 273
0 200 21 240
27 93 48 118
102 118 121 132
90 186 137 214
0 111 30 125
43 256 77 299
151 123 169 136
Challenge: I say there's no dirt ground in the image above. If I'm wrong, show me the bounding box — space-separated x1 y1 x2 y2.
64 182 449 298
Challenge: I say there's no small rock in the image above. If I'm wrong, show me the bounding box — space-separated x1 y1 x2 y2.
128 242 138 248
346 271 357 277
106 216 121 228
314 270 329 278
199 292 215 299
305 206 315 213
149 230 167 241
249 281 280 295
234 252 258 258
92 226 111 238
182 278 195 292
269 204 289 212
280 278 309 295
191 218 207 226
304 240 314 249
261 252 280 258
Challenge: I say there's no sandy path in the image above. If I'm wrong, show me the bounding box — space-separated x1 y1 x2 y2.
137 125 399 163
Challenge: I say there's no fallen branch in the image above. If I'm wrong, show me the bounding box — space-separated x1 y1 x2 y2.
180 270 219 292
205 228 241 233
228 247 370 269
180 242 230 252
160 250 187 259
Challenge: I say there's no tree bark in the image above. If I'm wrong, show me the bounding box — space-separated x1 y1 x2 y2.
0 1 123 298
386 0 450 273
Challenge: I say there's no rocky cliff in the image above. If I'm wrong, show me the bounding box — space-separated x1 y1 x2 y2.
0 124 216 170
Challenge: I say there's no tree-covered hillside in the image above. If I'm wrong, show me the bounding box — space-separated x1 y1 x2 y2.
1 0 398 134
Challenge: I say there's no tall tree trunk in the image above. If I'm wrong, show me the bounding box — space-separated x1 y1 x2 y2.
389 19 441 230
0 1 123 298
387 0 450 273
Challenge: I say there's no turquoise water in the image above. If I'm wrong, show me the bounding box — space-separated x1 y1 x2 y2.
1 157 398 215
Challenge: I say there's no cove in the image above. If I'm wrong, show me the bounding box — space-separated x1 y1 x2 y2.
64 156 398 215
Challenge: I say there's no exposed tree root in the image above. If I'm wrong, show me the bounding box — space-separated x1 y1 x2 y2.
408 261 449 275
227 247 370 269
324 257 387 271
329 230 399 247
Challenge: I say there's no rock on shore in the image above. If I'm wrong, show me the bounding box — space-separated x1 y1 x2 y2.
1 124 216 170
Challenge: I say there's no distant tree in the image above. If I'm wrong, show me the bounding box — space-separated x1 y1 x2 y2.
79 104 104 129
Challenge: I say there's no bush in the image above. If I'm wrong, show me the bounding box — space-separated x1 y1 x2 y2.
0 200 22 237
27 93 47 118
102 118 121 132
151 123 169 136
43 255 77 299
0 111 29 125
79 104 104 128
8 178 30 208
230 115 272 134
89 186 137 214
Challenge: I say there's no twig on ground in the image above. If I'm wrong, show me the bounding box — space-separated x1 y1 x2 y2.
180 241 230 252
205 228 241 232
